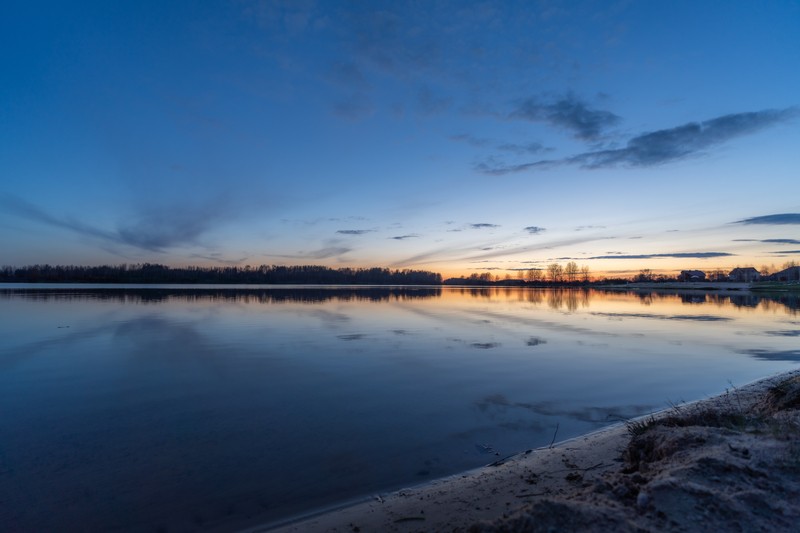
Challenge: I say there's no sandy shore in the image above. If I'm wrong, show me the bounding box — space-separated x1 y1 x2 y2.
252 369 800 532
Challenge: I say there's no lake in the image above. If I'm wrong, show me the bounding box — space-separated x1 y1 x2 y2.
1 285 798 531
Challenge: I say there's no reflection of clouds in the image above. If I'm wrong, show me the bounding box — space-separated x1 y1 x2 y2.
112 316 227 367
764 330 800 337
337 334 366 341
465 309 616 337
304 309 351 328
737 349 800 362
591 312 732 322
0 322 117 370
471 342 500 349
114 316 204 345
476 393 655 425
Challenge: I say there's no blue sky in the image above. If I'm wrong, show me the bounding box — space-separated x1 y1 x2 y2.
2 0 799 277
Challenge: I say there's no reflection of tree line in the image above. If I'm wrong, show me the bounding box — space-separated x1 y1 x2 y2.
0 288 443 304
451 287 591 311
624 290 799 314
3 287 797 313
450 287 798 314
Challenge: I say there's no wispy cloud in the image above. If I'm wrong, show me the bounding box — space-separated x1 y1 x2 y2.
771 250 800 255
0 194 232 253
496 142 548 154
390 234 420 240
451 135 549 156
1 194 118 242
545 251 734 261
117 204 233 251
575 225 606 231
481 108 797 174
524 226 546 234
273 246 353 260
510 93 620 141
734 213 800 225
762 239 800 244
470 223 500 229
463 236 617 263
189 253 247 265
336 229 374 235
587 252 734 260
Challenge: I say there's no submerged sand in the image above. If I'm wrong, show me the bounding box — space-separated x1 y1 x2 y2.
256 369 800 532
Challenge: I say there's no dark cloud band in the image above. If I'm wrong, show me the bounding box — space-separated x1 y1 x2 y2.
734 214 800 225
481 108 797 175
510 94 620 141
336 229 374 235
470 223 500 229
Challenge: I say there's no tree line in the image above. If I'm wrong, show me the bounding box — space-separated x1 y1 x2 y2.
0 264 443 285
444 262 606 286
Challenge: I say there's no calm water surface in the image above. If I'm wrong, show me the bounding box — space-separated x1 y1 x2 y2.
1 286 798 531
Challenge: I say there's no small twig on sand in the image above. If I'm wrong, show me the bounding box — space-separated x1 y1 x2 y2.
549 423 560 448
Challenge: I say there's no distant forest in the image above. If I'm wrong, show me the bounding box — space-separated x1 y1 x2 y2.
0 264 443 285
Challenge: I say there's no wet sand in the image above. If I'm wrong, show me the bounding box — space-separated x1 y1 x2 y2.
254 369 800 532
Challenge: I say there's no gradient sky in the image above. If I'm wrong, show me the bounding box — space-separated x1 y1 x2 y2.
2 1 799 278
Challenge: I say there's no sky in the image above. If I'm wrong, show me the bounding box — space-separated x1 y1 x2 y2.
2 0 799 279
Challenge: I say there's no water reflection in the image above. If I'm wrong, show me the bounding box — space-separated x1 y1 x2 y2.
0 285 799 531
615 289 799 314
1 285 798 313
591 312 733 322
0 286 442 303
764 330 800 337
737 349 800 362
475 394 655 426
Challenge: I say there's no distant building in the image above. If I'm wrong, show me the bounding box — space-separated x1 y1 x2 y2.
678 270 706 282
768 266 800 282
729 267 761 282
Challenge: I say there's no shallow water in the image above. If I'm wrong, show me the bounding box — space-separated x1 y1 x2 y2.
1 285 798 531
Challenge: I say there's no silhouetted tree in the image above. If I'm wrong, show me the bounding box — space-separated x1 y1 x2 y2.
526 269 544 283
580 265 590 283
547 263 563 283
564 261 579 283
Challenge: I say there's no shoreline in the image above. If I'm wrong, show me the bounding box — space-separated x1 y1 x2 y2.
252 369 800 532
